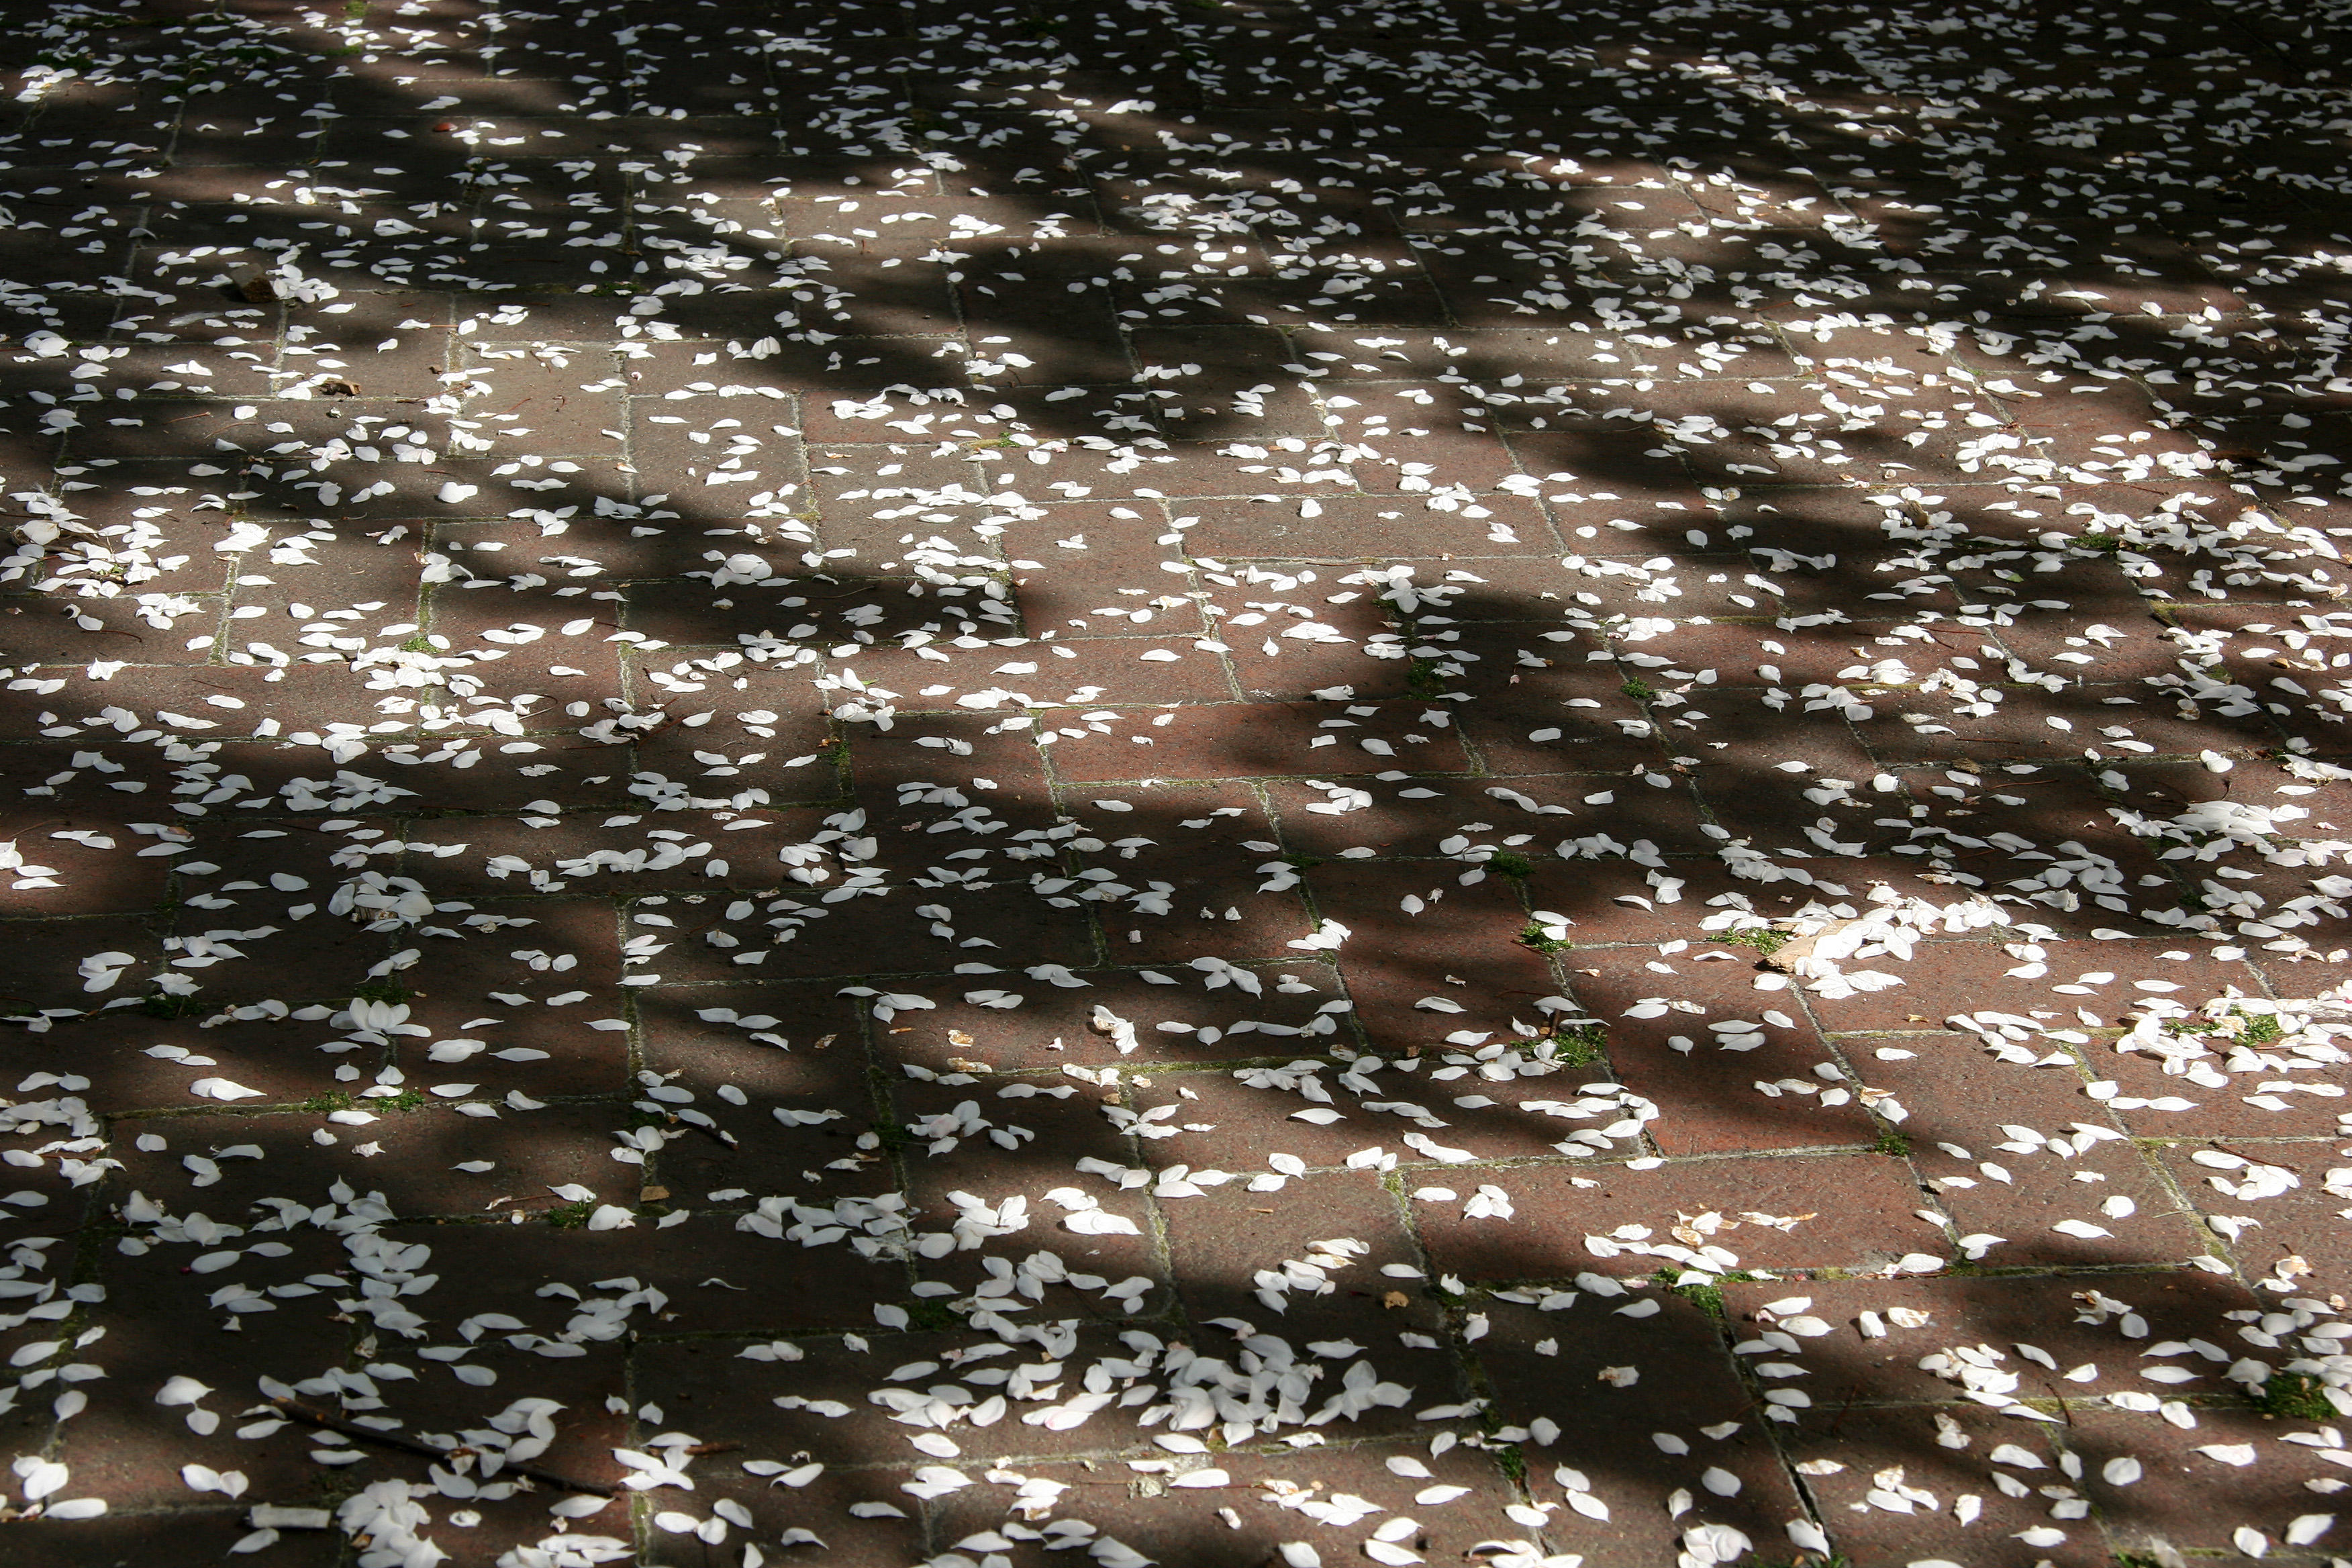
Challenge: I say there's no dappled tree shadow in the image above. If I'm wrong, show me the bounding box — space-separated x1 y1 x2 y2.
0 0 2349 1565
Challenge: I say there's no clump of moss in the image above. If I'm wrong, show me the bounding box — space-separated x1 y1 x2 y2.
904 1297 961 1332
2253 1370 2336 1421
1670 1274 1725 1317
379 1088 426 1113
300 1091 355 1114
1651 1267 1761 1318
1716 925 1791 957
1549 1023 1608 1067
1487 850 1533 879
351 981 413 1005
1620 676 1657 702
2237 1010 2285 1045
1871 1128 1912 1159
545 1199 596 1230
140 993 208 1020
1519 922 1571 954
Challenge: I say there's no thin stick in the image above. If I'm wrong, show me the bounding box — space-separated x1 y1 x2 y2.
268 1397 618 1498
2212 1142 2294 1169
1820 1381 1864 1438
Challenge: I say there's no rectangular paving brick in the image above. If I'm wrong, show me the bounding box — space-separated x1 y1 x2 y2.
1415 1154 1936 1284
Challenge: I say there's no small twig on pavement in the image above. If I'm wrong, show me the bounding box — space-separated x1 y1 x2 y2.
268 1396 618 1498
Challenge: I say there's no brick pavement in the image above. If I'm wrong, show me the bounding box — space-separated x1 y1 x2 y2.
1 1 2351 1565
